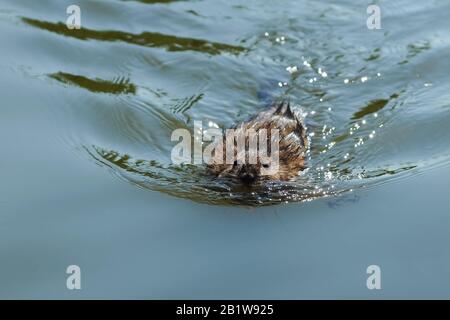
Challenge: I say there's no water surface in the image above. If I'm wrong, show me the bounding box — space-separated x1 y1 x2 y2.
1 0 450 298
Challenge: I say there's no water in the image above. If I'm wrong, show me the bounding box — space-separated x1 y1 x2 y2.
1 0 450 298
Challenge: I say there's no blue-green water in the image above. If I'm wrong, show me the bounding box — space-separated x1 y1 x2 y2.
1 0 450 298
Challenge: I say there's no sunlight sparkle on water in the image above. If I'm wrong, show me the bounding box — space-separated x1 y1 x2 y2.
286 65 298 74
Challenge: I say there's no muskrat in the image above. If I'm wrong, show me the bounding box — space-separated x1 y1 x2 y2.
207 100 309 183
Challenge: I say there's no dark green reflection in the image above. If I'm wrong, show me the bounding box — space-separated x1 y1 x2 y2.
49 72 136 94
352 93 399 120
22 17 246 55
352 99 388 120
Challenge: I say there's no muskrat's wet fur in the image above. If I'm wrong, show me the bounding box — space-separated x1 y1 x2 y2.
207 100 309 184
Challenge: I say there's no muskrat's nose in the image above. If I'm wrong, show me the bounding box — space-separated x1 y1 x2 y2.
240 172 256 184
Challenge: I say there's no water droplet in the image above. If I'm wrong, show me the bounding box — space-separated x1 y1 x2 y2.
286 65 298 74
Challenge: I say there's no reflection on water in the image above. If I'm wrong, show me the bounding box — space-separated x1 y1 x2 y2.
4 0 450 206
50 72 137 94
22 17 246 55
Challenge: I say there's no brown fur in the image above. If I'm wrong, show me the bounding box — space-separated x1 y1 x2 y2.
207 100 309 183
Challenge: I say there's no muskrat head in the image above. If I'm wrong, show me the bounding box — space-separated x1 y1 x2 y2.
207 100 309 184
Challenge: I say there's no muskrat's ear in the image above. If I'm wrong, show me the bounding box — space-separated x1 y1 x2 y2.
274 101 285 114
275 99 294 119
285 101 294 119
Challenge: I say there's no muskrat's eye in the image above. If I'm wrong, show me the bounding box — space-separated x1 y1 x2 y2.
262 164 270 168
